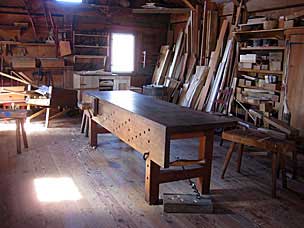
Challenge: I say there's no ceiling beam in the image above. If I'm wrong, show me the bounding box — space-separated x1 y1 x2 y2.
132 8 190 14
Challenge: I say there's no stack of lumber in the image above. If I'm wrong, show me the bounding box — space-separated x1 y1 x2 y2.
151 1 250 116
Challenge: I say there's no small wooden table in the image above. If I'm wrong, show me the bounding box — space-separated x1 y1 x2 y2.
0 109 28 154
83 91 236 204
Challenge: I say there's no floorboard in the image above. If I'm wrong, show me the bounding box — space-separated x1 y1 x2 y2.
0 117 303 228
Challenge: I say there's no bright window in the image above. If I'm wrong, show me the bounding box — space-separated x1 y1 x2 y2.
111 33 135 73
56 0 82 3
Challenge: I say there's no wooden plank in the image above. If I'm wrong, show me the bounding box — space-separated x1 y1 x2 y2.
196 20 229 110
166 32 184 85
151 45 171 85
205 39 233 112
178 66 209 108
0 72 31 85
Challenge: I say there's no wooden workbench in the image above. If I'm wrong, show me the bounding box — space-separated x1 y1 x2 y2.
83 90 236 204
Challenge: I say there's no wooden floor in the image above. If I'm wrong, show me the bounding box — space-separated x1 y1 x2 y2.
0 117 304 228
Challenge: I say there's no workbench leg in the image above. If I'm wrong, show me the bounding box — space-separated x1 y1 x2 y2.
89 118 98 147
197 131 214 194
272 153 278 198
221 142 236 179
236 144 244 173
16 119 21 154
145 159 160 205
20 119 28 148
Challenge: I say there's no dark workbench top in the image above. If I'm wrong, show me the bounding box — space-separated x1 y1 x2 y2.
85 90 236 133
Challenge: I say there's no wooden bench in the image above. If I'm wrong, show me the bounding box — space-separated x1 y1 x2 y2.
0 109 28 154
221 128 297 198
83 90 236 204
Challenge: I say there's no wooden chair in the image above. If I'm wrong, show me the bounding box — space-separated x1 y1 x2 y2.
0 109 28 154
221 128 297 198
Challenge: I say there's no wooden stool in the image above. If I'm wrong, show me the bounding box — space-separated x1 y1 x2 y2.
0 109 28 154
78 102 91 137
221 128 297 198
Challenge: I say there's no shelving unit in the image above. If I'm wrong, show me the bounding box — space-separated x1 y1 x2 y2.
73 31 110 71
233 28 286 120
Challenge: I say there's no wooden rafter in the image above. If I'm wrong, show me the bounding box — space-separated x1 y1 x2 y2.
181 0 196 11
22 0 37 40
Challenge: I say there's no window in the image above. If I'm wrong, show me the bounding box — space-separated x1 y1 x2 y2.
111 33 135 73
56 0 82 3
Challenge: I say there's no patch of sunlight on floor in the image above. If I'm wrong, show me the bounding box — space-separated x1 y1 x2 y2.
34 177 82 202
0 122 46 132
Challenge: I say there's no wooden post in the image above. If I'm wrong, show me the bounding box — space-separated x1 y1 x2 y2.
197 130 214 194
145 158 160 205
89 118 98 147
16 119 21 154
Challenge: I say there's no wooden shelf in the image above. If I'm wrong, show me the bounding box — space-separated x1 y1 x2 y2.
238 85 281 93
74 33 108 38
0 41 56 46
240 46 285 51
74 45 109 48
74 55 107 59
238 68 283 75
234 28 284 35
234 28 285 40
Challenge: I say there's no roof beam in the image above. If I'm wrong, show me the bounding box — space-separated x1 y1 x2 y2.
181 0 196 11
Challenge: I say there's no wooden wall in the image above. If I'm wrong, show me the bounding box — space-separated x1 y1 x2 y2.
0 0 169 87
